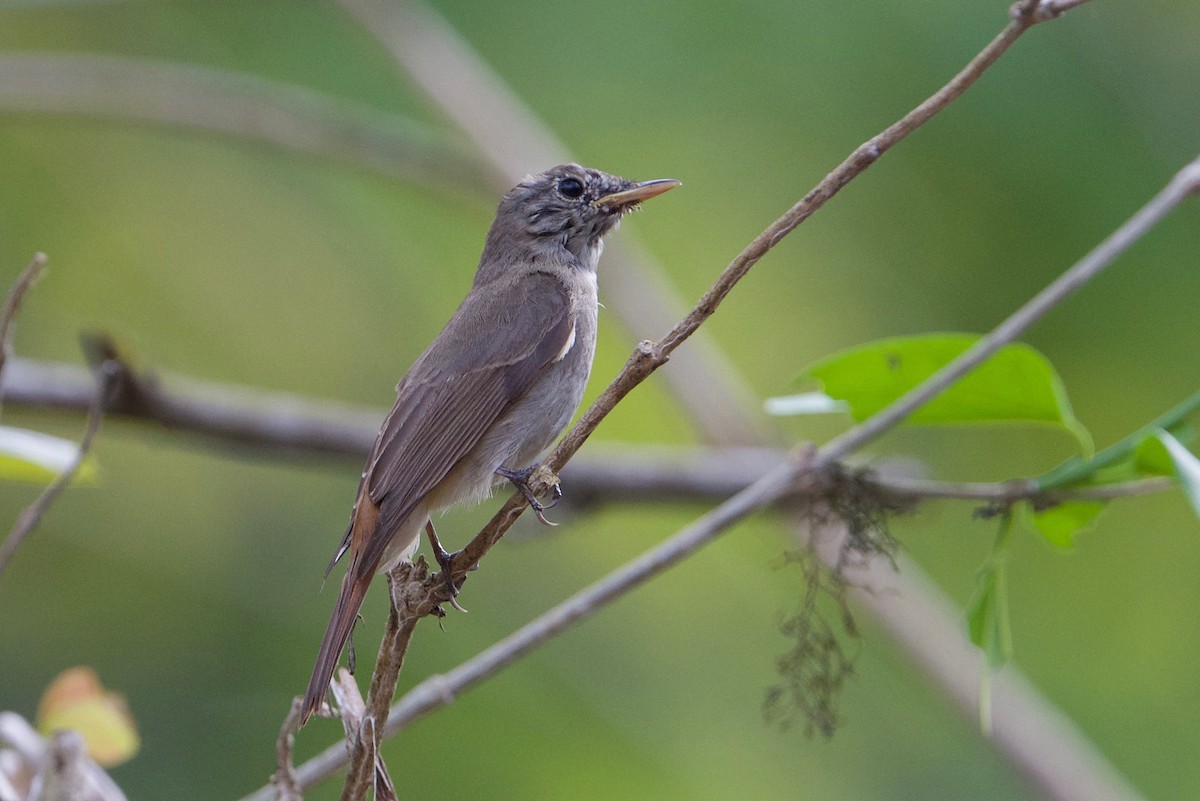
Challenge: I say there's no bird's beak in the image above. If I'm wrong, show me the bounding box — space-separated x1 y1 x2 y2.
593 178 682 210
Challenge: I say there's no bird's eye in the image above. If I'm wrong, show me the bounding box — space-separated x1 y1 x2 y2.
558 177 585 199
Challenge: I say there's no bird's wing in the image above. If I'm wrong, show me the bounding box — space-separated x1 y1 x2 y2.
357 270 574 569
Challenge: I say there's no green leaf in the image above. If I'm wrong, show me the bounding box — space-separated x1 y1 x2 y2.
802 333 1092 454
1027 500 1107 549
966 562 1012 669
966 513 1015 669
0 425 97 484
1155 429 1200 522
966 567 1010 668
1133 435 1176 477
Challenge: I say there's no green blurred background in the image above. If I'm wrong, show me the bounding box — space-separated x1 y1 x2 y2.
1 0 1199 798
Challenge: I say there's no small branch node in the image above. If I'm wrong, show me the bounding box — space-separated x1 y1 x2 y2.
633 339 667 368
1009 0 1041 22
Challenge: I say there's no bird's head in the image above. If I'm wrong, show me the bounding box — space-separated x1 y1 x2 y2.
478 164 680 279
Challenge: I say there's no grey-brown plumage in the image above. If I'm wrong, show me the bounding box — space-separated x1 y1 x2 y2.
301 164 679 723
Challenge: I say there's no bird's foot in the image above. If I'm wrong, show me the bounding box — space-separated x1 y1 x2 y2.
496 464 562 526
425 520 468 612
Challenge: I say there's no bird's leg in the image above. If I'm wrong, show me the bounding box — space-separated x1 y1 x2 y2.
425 520 468 611
496 464 563 526
346 614 362 675
424 518 454 573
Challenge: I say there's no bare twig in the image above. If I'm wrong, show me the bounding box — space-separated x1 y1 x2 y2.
0 254 46 390
327 670 395 801
0 54 485 194
0 361 118 577
3 357 1177 514
338 565 423 801
270 700 304 801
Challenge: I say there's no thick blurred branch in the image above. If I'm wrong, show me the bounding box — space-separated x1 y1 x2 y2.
1 356 380 458
0 53 486 194
1 357 1172 509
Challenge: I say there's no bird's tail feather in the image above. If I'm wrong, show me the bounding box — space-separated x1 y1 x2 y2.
300 564 371 724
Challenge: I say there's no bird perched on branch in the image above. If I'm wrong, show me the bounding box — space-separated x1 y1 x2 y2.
301 164 680 723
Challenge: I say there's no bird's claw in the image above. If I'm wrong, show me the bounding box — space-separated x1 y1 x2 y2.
539 482 564 510
496 464 562 526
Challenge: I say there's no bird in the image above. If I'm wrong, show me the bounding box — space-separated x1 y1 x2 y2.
301 164 680 723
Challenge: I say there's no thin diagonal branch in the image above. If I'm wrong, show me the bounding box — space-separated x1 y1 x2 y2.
270 700 304 801
339 565 423 797
0 253 46 391
0 361 118 577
